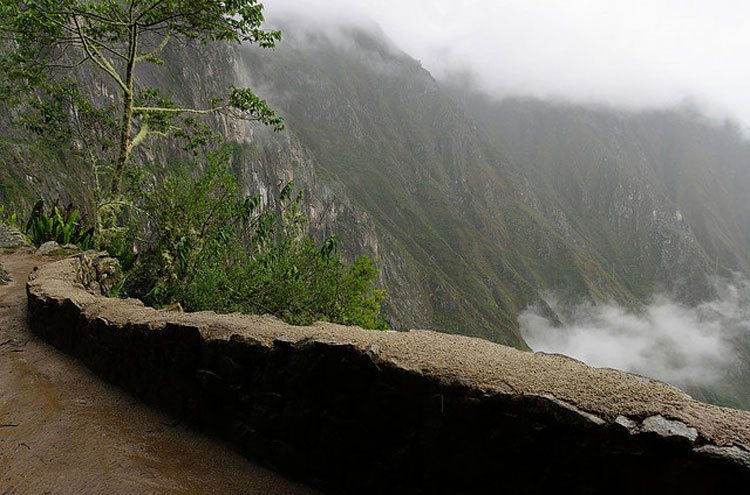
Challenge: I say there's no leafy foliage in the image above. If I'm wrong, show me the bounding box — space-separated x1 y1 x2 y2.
0 0 284 200
24 200 93 249
122 150 387 329
0 0 388 330
0 205 18 228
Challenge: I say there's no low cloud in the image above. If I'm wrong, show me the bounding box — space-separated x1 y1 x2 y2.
520 276 750 389
264 0 750 129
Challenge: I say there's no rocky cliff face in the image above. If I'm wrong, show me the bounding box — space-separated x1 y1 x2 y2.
134 42 383 271
450 96 750 304
232 24 744 342
3 21 750 355
0 39 384 318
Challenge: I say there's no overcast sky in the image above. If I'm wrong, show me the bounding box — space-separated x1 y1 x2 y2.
265 0 750 127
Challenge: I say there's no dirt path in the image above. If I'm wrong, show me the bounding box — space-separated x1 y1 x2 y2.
0 251 322 495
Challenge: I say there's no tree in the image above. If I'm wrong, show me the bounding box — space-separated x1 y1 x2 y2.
0 0 284 207
0 1 389 328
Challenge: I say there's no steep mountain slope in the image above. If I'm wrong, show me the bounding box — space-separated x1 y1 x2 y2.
175 27 750 407
3 21 747 357
443 91 750 408
0 41 381 284
450 94 750 302
238 25 657 345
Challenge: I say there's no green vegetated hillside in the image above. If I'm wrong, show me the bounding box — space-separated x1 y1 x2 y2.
235 22 750 325
236 24 653 347
450 94 750 300
0 39 382 277
442 92 750 408
4 19 750 405
234 23 750 407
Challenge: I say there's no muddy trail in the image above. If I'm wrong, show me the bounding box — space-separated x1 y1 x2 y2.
0 251 322 495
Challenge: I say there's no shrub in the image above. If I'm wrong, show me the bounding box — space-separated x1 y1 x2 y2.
0 205 18 227
121 151 387 329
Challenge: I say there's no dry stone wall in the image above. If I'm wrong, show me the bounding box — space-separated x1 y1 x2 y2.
26 252 750 494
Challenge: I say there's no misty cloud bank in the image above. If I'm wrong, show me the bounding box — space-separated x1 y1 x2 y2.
264 0 750 130
520 276 750 389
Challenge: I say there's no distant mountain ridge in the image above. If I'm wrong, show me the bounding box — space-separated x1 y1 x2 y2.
452 94 750 295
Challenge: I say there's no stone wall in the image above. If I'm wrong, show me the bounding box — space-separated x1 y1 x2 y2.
27 253 750 494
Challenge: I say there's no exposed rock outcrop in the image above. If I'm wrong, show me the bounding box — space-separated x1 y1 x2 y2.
0 224 28 249
27 253 750 494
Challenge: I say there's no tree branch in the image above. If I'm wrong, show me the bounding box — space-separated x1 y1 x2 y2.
69 8 130 26
137 7 208 29
134 31 170 62
73 16 129 94
132 104 225 115
48 56 92 70
127 121 172 153
127 121 150 153
84 35 129 61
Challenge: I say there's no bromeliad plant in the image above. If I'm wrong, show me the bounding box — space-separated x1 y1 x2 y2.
25 200 93 249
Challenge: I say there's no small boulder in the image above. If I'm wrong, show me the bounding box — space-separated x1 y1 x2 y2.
0 262 10 284
694 445 750 469
0 224 30 249
35 241 62 256
614 415 637 432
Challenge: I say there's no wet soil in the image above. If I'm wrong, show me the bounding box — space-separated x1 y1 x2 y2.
0 251 322 495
